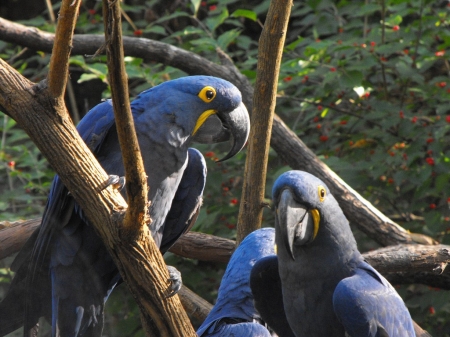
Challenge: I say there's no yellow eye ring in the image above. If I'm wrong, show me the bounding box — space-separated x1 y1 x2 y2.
198 86 216 103
318 185 326 202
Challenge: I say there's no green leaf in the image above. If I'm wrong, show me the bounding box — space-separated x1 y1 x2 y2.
341 70 363 88
77 73 100 83
206 8 229 32
217 29 241 49
231 9 257 22
190 0 201 16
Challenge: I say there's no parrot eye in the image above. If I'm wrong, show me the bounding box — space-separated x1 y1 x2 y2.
318 186 326 202
198 86 216 103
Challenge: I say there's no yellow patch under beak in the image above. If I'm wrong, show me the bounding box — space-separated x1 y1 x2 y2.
193 109 217 135
310 209 320 240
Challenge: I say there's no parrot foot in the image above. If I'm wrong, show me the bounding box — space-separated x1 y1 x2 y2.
166 265 182 298
100 175 126 191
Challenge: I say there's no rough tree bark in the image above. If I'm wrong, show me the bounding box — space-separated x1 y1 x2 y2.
236 0 293 245
0 17 420 247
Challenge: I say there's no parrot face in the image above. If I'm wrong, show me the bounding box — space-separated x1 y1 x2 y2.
134 76 250 162
273 171 328 260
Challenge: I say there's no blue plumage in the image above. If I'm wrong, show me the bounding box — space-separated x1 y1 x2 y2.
0 76 249 337
197 228 275 337
270 170 415 337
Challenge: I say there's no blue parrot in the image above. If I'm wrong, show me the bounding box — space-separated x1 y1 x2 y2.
0 76 250 337
197 228 277 337
262 170 416 337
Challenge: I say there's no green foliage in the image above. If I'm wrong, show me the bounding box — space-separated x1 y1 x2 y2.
1 0 450 335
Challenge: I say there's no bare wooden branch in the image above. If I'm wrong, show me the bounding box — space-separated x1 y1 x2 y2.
236 0 293 245
101 0 194 334
47 0 81 99
0 218 40 260
364 244 450 275
2 220 450 290
101 0 149 233
178 286 213 323
0 17 417 247
169 232 235 263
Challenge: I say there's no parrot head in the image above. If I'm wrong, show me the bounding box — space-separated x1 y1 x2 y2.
272 170 346 260
135 76 250 162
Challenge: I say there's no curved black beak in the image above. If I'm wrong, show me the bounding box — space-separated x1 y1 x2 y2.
192 102 250 162
276 189 314 260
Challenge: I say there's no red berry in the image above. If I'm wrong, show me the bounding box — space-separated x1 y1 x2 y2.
88 9 96 15
330 67 336 72
283 76 292 82
399 111 404 119
317 105 323 111
133 30 143 36
392 25 400 31
230 198 238 205
319 135 328 142
316 124 322 130
446 116 450 123
301 75 309 83
370 41 376 47
339 120 347 125
411 116 418 123
209 5 217 11
426 138 434 144
387 178 394 184
438 82 446 88
430 203 436 209
205 151 215 158
313 116 320 123
425 157 435 166
435 51 445 57
429 306 435 315
7 161 15 168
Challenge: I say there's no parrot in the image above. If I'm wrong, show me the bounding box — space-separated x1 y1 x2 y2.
0 76 250 337
257 170 416 337
197 228 277 337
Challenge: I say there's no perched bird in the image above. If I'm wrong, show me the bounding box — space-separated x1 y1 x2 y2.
250 255 295 337
266 170 415 337
0 76 250 337
197 228 276 337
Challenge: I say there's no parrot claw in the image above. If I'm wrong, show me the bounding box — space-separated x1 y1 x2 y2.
100 175 126 192
166 266 182 298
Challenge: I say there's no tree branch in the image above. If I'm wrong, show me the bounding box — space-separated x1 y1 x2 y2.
0 17 417 247
2 220 450 290
102 0 149 233
236 0 293 244
47 0 81 99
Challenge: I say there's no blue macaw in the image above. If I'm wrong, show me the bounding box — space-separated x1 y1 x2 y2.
197 228 276 337
258 170 416 337
0 76 250 337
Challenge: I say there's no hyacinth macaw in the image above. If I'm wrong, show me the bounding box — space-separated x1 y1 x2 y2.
0 76 250 337
197 228 277 337
253 170 415 337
